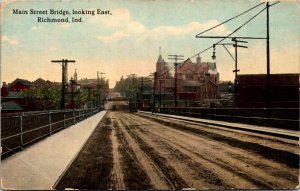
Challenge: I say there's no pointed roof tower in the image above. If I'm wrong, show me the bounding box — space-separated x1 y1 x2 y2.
156 47 167 72
74 69 78 82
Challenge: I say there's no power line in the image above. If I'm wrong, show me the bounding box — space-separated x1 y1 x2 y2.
190 4 270 60
192 1 279 62
214 7 268 46
195 2 265 37
157 65 174 78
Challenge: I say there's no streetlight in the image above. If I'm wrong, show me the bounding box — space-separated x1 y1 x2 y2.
211 41 247 108
70 78 76 110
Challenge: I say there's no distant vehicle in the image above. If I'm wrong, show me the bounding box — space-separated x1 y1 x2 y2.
128 101 137 112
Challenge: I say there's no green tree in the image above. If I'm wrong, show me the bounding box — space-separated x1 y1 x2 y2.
21 87 60 110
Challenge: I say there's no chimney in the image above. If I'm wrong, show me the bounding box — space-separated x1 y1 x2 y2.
197 55 201 65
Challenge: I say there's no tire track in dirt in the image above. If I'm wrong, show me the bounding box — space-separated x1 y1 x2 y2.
55 114 113 190
122 113 265 189
111 112 170 189
126 112 299 189
111 113 153 190
158 115 299 154
137 113 299 169
126 124 233 189
110 125 125 189
117 113 189 189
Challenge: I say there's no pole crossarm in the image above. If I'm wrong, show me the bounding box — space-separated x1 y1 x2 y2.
51 60 75 63
196 36 266 40
194 1 279 109
168 55 184 108
51 59 75 110
234 44 248 48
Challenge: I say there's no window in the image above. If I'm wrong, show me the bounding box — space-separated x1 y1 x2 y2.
185 71 193 79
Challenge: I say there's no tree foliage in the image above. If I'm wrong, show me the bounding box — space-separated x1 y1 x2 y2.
21 87 61 110
114 76 153 99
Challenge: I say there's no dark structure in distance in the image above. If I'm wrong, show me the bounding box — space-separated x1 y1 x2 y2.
237 74 299 108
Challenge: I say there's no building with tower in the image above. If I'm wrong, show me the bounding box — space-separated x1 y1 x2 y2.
155 53 219 106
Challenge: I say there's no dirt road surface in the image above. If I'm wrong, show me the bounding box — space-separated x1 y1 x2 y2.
55 111 299 190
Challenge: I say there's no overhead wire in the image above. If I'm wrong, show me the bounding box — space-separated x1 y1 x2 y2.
214 6 268 45
195 2 265 37
132 2 279 79
190 3 270 60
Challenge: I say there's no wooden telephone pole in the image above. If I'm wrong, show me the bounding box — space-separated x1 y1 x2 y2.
51 59 75 109
168 55 184 107
99 72 105 108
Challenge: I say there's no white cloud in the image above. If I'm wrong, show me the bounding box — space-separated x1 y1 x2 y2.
2 35 18 45
89 8 131 27
151 20 227 36
31 26 42 32
48 47 57 51
60 23 72 29
239 42 299 74
95 8 229 46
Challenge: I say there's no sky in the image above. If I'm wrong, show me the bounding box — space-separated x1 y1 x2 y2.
1 0 299 88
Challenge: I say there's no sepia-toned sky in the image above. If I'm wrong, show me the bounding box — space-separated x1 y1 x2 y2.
1 0 299 88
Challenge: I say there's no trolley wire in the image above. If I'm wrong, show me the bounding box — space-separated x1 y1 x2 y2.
195 2 265 37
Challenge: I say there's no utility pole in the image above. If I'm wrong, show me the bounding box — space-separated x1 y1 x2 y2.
159 79 165 109
137 76 144 108
195 1 279 109
97 71 100 108
232 38 247 108
70 79 75 109
99 72 105 108
87 87 91 108
128 74 137 101
168 55 184 107
51 59 75 110
141 77 144 108
152 72 158 112
266 2 271 108
212 41 247 108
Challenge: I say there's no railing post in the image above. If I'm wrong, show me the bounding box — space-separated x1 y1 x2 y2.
20 114 24 150
49 112 52 136
73 110 75 124
64 113 66 128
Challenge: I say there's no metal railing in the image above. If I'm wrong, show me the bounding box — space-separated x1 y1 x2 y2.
141 107 299 131
1 108 101 157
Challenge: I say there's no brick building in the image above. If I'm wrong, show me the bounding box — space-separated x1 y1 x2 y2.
1 78 32 112
155 54 219 104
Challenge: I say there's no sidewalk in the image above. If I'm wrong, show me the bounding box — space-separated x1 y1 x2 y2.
139 111 300 140
1 110 107 190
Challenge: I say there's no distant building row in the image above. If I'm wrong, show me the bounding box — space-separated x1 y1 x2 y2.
1 70 109 112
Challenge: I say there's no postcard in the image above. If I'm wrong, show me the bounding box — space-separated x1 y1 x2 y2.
1 0 299 190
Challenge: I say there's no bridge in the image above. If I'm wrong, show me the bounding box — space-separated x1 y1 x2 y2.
104 92 130 110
